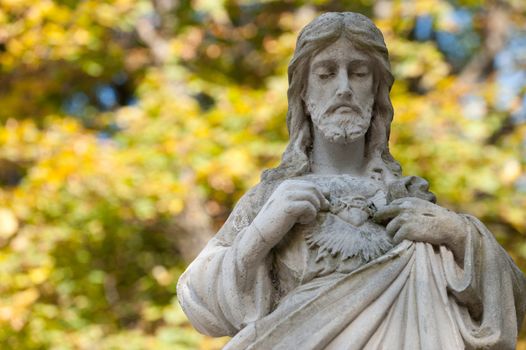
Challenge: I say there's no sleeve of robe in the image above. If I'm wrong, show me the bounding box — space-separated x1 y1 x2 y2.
443 214 526 349
176 183 277 336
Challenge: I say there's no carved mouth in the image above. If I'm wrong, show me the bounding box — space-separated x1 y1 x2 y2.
329 103 360 114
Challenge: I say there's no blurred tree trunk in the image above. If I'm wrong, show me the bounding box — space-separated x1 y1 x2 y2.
459 2 509 84
0 158 26 187
135 7 215 262
167 191 215 263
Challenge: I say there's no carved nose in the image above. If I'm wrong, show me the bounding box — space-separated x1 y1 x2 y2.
337 87 352 98
336 72 352 98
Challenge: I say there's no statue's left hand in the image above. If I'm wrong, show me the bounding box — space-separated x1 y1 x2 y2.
373 197 467 260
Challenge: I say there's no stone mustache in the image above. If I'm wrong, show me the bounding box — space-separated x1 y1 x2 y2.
177 12 526 350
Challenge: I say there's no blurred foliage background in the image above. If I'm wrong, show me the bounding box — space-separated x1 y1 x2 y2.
0 0 525 349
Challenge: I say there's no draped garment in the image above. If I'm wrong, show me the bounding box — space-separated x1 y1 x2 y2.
177 176 526 349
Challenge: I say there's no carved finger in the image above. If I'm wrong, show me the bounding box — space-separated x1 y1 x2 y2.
285 201 311 215
288 190 322 211
373 204 404 224
293 182 330 210
315 187 331 210
392 223 423 244
300 184 330 210
319 188 331 210
392 225 413 244
296 202 318 224
284 201 317 222
389 198 415 209
386 215 406 236
317 191 330 211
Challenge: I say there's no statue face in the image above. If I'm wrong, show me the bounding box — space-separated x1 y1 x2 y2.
303 37 375 144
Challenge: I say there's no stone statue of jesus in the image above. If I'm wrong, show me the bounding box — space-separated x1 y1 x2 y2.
177 12 526 349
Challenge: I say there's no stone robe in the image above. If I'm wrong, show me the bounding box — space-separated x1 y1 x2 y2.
177 175 526 349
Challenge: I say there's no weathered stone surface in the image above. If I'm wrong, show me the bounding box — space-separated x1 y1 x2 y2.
177 12 526 349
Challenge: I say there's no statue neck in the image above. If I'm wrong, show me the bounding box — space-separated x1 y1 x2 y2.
310 128 367 176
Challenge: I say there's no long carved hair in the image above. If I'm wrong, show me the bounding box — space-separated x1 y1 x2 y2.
262 12 402 183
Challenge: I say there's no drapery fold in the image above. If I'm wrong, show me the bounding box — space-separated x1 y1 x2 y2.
220 215 526 349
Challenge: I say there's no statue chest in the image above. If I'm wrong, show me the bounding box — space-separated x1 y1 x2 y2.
274 175 394 291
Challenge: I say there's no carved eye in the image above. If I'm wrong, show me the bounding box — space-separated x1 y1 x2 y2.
318 73 334 80
351 67 370 78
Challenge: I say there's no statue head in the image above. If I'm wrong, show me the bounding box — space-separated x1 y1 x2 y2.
262 12 401 182
303 35 376 145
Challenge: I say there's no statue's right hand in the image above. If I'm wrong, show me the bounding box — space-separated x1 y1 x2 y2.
251 180 330 246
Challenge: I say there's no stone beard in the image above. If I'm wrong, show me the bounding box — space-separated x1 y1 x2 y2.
177 12 526 350
308 99 373 144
